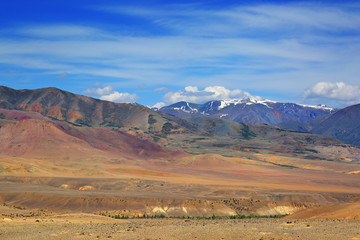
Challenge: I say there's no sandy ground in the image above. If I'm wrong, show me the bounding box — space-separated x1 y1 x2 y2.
1 213 360 240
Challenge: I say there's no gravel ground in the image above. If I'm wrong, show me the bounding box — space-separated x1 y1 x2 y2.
1 217 360 240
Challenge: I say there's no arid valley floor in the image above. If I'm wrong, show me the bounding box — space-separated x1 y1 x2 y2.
1 163 360 239
1 213 360 240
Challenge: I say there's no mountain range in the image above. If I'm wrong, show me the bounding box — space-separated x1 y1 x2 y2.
0 85 359 150
159 98 360 146
159 98 335 125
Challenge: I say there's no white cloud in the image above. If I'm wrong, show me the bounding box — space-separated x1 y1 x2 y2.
83 86 114 96
302 82 360 105
152 102 166 109
184 86 198 92
100 92 138 103
83 86 138 103
163 86 255 104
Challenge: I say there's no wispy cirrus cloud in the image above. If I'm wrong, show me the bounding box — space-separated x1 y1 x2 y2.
2 70 21 75
1 2 360 106
153 87 171 93
18 25 100 38
218 4 360 32
98 3 360 37
0 37 334 62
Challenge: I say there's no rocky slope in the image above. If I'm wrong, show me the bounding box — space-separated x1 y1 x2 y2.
278 103 360 146
0 117 183 163
0 86 176 134
310 104 360 146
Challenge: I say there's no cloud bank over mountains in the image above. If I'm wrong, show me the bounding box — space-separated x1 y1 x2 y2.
152 85 258 108
164 86 255 103
82 82 360 108
303 82 360 105
154 82 360 108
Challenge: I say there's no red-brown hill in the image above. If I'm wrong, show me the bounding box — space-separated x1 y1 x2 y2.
0 118 182 161
0 85 175 133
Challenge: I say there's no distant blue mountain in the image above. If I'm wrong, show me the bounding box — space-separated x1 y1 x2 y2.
159 98 335 126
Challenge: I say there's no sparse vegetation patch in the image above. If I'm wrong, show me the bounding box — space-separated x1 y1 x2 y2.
100 212 287 220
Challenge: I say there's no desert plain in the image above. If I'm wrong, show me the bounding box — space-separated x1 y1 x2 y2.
1 147 360 240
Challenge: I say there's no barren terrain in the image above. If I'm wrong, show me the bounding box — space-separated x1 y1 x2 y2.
1 87 360 239
1 210 360 240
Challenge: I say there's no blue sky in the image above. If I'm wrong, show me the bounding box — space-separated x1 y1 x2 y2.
1 0 360 108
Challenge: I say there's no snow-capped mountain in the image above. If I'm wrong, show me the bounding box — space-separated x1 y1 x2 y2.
159 98 335 125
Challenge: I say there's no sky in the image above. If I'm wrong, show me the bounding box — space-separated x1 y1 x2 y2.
1 0 360 108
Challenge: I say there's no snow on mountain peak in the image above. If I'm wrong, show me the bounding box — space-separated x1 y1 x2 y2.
299 103 335 111
172 101 198 113
217 97 278 110
163 98 334 114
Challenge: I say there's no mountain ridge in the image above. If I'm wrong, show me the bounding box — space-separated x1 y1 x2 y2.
159 98 335 125
1 85 359 148
310 104 360 146
0 85 180 135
